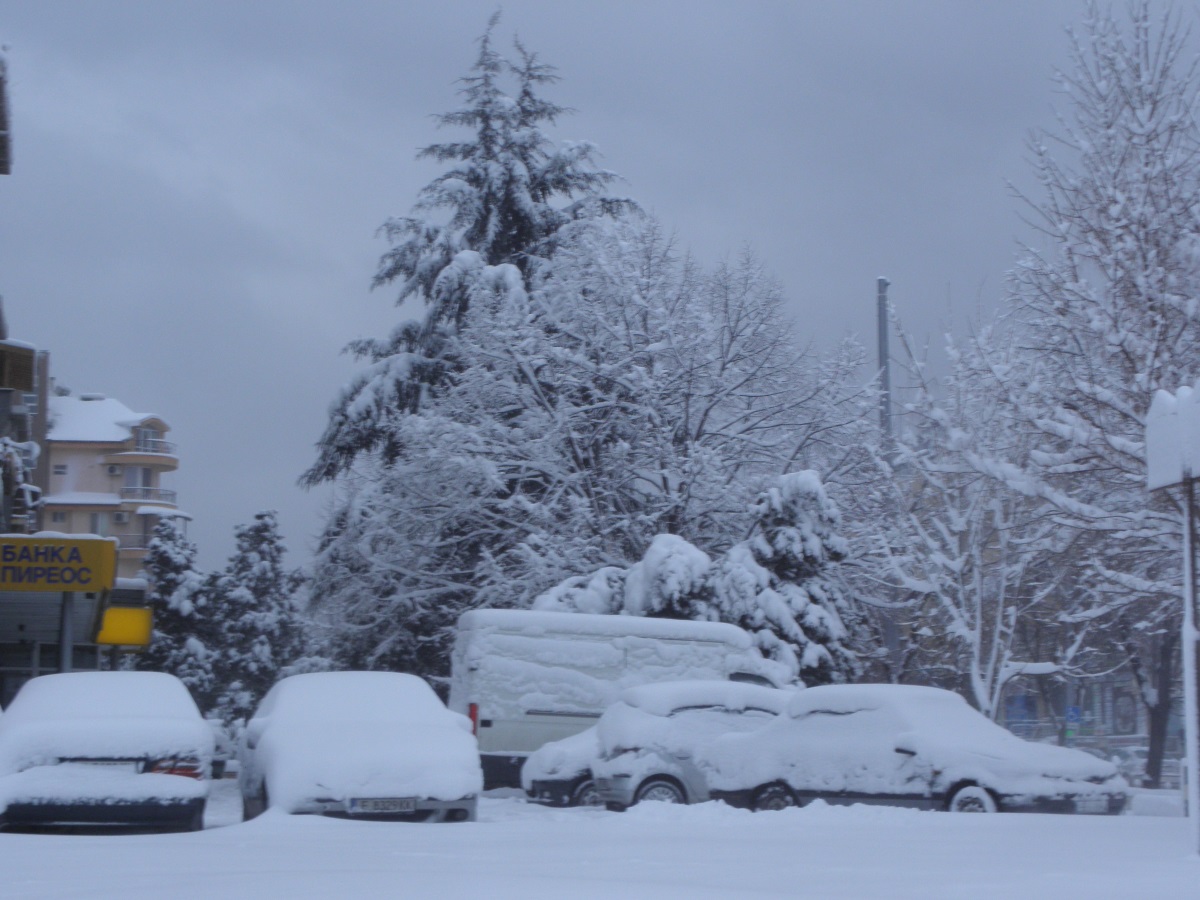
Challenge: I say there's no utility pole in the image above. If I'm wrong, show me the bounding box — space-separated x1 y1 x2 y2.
875 276 904 680
1 55 11 175
1146 387 1200 856
877 277 892 459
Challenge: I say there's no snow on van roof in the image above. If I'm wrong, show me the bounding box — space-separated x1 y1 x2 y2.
456 609 753 646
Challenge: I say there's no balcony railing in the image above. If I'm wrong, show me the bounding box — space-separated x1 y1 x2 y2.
118 487 177 504
113 533 152 551
132 438 177 455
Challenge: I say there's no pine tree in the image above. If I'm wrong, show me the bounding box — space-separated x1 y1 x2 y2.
208 511 303 726
134 519 218 711
707 472 859 685
303 17 633 485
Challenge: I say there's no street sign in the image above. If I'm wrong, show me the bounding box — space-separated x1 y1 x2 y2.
95 606 152 648
0 536 117 592
1066 705 1081 724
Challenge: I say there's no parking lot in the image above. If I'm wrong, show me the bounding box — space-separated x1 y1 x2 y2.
1 777 1194 900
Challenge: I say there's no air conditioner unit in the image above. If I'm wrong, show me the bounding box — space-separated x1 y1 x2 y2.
113 512 129 525
107 465 123 476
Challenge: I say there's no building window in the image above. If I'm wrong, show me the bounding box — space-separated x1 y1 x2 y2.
53 464 67 476
123 466 152 488
135 426 163 453
50 511 66 524
88 512 106 536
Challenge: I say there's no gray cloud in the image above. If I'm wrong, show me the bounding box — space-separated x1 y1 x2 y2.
0 0 1154 568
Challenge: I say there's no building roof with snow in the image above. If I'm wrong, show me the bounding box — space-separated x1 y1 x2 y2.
47 394 168 443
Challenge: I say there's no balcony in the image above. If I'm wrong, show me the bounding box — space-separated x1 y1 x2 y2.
113 533 152 551
119 486 177 504
133 438 177 455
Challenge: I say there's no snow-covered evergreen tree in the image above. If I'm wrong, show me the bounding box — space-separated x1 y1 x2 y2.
134 518 218 710
536 471 859 686
303 17 633 486
208 511 304 726
706 472 858 684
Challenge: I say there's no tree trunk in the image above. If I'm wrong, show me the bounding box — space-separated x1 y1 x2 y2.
1134 632 1177 789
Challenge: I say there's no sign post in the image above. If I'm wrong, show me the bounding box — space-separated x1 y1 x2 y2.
1146 386 1200 855
0 535 118 675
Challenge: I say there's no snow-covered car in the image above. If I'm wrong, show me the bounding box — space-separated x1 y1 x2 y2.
238 671 482 822
522 680 789 808
700 684 1129 814
593 681 790 809
1106 747 1148 787
521 725 604 807
0 671 213 832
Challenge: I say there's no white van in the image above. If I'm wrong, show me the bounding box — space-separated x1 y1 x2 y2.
447 609 788 788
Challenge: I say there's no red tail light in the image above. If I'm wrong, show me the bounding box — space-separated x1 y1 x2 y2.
468 702 479 736
147 758 205 779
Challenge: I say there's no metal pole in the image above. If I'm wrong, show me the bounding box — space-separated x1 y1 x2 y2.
1182 475 1200 853
58 591 74 673
875 276 904 677
877 277 893 458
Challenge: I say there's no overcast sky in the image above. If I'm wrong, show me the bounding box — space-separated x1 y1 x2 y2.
0 1 1175 570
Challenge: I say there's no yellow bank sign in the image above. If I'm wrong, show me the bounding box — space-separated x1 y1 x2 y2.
0 536 118 592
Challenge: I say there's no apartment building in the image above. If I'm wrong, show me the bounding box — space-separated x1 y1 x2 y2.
42 392 190 579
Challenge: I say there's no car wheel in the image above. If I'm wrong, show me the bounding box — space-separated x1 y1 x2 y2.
947 785 997 813
570 777 602 807
752 783 800 812
634 777 686 805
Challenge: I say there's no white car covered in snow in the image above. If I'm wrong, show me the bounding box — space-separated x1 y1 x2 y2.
238 672 482 822
522 680 789 808
522 726 604 807
0 671 213 832
700 684 1129 814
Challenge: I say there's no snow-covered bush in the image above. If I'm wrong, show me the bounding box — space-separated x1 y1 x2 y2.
536 472 858 686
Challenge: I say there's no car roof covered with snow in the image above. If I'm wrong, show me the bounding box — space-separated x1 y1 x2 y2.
254 671 452 726
2 671 203 723
0 671 212 773
786 683 967 719
620 680 792 717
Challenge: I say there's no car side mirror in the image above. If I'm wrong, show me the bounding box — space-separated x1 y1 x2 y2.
244 718 266 750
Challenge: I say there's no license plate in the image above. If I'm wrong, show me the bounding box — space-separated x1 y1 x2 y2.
349 797 417 814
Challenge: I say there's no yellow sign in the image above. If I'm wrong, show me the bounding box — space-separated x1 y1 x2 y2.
95 606 153 648
0 536 118 592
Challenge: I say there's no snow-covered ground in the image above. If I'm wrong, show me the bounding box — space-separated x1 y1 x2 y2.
1 779 1196 899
